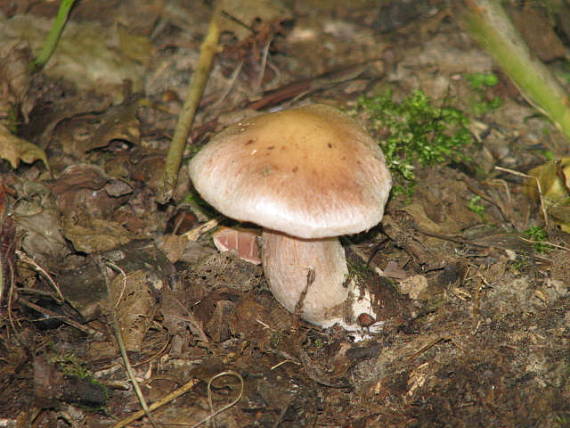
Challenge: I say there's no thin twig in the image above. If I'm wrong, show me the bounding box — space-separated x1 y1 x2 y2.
104 260 129 309
495 166 549 227
212 61 243 110
172 298 210 343
256 36 273 91
183 218 220 241
32 0 77 71
406 336 450 362
271 359 301 370
98 258 158 428
158 2 223 203
462 0 570 141
191 371 244 428
16 250 65 303
519 237 569 252
17 297 98 335
112 378 200 428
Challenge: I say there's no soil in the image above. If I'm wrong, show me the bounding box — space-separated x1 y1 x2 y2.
0 1 568 427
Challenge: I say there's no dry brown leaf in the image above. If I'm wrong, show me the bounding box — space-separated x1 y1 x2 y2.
0 125 49 169
12 180 71 270
63 217 135 253
1 15 147 97
526 158 570 232
0 40 32 122
220 0 291 40
108 269 157 352
50 164 131 218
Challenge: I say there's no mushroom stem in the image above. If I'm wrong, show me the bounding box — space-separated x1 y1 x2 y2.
261 230 350 327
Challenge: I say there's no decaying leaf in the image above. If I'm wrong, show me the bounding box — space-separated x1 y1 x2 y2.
0 125 49 169
0 40 32 123
72 101 141 155
220 0 291 40
157 234 215 264
107 269 158 352
1 15 148 96
63 217 136 253
58 240 174 327
12 180 71 270
50 164 132 218
526 158 570 232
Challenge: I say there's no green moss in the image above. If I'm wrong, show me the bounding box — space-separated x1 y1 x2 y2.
470 96 503 116
346 255 371 281
356 90 473 194
464 72 504 116
522 225 553 254
465 72 499 89
48 352 109 410
49 352 92 378
467 195 487 218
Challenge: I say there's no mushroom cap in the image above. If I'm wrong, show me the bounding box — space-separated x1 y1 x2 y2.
189 104 391 239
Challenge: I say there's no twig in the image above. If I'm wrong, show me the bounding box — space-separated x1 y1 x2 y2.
172 298 210 343
212 61 243 110
98 258 158 428
255 36 273 91
17 297 98 336
158 2 223 203
32 0 77 71
247 62 369 111
7 260 19 333
271 359 301 370
191 371 244 428
519 237 569 252
406 336 450 362
183 218 220 241
112 378 200 428
495 166 549 227
16 250 65 303
461 0 570 142
103 260 129 309
463 181 510 224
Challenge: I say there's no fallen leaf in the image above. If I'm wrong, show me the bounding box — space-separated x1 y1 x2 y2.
63 217 135 253
0 125 49 169
0 40 32 122
12 180 71 270
526 157 570 232
1 15 147 96
108 269 158 352
50 164 131 218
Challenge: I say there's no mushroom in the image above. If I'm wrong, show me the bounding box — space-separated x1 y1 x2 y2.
189 104 391 330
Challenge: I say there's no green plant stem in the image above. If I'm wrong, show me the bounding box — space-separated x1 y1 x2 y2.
461 0 570 143
32 0 76 71
158 2 222 203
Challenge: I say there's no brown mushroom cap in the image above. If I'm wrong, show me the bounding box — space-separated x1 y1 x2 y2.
189 104 391 239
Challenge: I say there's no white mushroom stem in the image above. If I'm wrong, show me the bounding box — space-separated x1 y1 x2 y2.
262 230 378 329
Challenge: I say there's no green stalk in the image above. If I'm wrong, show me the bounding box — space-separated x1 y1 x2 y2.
157 2 222 203
462 0 570 143
32 0 77 71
